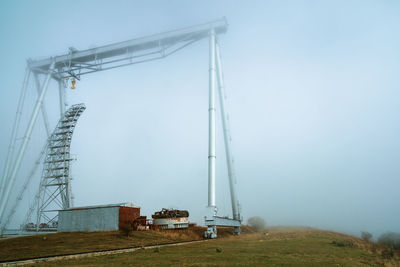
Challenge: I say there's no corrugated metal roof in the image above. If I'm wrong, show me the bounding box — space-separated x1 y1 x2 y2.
61 202 138 211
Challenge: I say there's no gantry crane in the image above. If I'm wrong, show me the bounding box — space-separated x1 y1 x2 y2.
0 18 241 238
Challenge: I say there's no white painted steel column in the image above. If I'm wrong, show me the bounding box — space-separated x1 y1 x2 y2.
0 67 30 198
0 62 55 224
58 79 66 116
33 73 51 137
58 78 68 208
215 42 240 221
208 29 216 208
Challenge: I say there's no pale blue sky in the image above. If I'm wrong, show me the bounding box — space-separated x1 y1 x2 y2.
0 0 399 238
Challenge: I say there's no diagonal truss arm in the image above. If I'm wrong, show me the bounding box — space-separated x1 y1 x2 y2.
33 73 51 137
215 41 240 222
0 66 30 199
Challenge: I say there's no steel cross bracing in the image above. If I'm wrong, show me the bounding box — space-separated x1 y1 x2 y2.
30 104 85 231
0 18 240 238
0 105 85 234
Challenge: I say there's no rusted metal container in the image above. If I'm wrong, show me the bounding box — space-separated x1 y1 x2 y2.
131 216 149 231
118 206 140 229
152 208 189 229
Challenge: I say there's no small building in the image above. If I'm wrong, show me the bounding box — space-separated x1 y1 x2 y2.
58 203 140 232
152 208 189 229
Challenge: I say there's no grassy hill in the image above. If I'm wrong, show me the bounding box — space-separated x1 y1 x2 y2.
1 227 399 266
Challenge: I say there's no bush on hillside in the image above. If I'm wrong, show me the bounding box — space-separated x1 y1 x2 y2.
247 216 266 232
381 248 394 258
378 232 400 249
331 240 355 248
361 231 373 242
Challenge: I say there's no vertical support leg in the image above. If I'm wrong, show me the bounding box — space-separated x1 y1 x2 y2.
205 28 218 239
58 78 70 209
58 78 66 117
0 67 30 199
35 182 45 232
65 170 72 209
215 41 241 234
208 28 217 209
33 73 51 137
0 62 55 224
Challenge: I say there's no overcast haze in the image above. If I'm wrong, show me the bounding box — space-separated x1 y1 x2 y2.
0 0 399 238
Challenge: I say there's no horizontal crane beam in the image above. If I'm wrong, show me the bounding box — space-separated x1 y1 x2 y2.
205 216 241 227
28 18 228 77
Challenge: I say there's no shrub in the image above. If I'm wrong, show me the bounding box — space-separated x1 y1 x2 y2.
247 216 266 232
331 240 355 248
119 223 133 237
361 231 372 242
378 232 400 249
381 248 394 258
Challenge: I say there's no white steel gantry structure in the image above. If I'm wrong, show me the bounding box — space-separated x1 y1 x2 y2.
0 18 241 238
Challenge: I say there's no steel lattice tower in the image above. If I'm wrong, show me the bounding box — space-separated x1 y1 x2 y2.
24 104 85 231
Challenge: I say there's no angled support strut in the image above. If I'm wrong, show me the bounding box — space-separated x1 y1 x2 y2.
0 62 55 225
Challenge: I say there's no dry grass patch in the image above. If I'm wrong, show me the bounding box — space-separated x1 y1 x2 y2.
0 227 207 262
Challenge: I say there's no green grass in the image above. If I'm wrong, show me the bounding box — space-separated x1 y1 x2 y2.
28 230 400 266
0 228 208 262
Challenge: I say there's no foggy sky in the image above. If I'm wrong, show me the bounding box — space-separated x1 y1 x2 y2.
0 0 399 238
